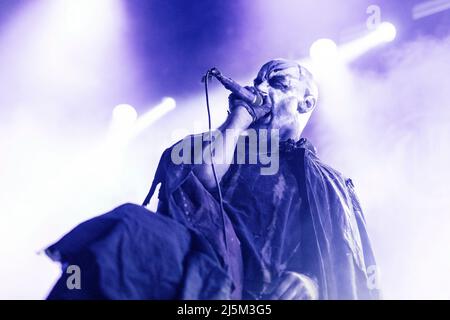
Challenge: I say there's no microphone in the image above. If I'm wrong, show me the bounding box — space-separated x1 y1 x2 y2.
203 67 264 107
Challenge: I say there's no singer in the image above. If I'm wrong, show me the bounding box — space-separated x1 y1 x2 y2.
45 59 380 300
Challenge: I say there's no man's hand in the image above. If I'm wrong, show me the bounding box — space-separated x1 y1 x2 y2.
266 271 319 300
228 86 271 124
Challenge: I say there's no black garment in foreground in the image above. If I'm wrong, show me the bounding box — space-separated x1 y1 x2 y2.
46 203 232 299
46 136 380 299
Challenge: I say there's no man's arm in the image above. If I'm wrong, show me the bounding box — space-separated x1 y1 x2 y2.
193 106 253 190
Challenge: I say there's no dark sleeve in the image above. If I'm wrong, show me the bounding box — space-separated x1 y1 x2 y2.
45 203 232 299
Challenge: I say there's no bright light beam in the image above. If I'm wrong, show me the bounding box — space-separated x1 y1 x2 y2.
338 22 397 63
133 97 177 137
106 98 176 148
412 0 450 20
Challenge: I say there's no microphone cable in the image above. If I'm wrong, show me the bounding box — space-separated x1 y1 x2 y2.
203 69 228 251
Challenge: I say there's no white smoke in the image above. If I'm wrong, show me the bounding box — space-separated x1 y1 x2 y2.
313 35 450 299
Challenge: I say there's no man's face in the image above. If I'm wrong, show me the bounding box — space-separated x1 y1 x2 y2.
253 66 312 131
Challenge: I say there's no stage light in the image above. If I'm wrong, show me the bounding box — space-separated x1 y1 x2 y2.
309 38 338 61
160 97 177 110
376 22 397 42
338 21 397 62
58 0 123 37
107 98 176 146
412 0 450 20
133 97 177 136
112 104 138 128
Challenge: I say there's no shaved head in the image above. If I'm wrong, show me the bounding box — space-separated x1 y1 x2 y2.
251 59 319 141
254 59 319 103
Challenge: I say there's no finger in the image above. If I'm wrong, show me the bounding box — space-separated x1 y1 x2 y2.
293 284 312 300
280 281 305 300
294 282 319 300
269 274 300 299
298 275 319 300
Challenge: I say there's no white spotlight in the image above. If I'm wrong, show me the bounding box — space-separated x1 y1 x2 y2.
161 97 177 110
338 21 397 62
309 38 338 61
376 22 397 42
108 98 176 146
107 104 138 148
133 97 177 136
112 104 138 128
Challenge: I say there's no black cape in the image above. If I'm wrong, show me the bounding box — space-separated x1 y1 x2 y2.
46 136 380 299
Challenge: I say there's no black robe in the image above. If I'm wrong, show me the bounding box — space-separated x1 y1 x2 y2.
46 136 380 299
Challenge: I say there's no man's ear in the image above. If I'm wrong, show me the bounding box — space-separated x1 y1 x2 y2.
304 95 316 110
298 95 316 113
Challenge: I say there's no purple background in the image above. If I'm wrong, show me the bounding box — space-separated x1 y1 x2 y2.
0 0 449 299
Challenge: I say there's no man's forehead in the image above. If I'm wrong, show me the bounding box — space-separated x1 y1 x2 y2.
255 59 302 83
269 67 300 79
